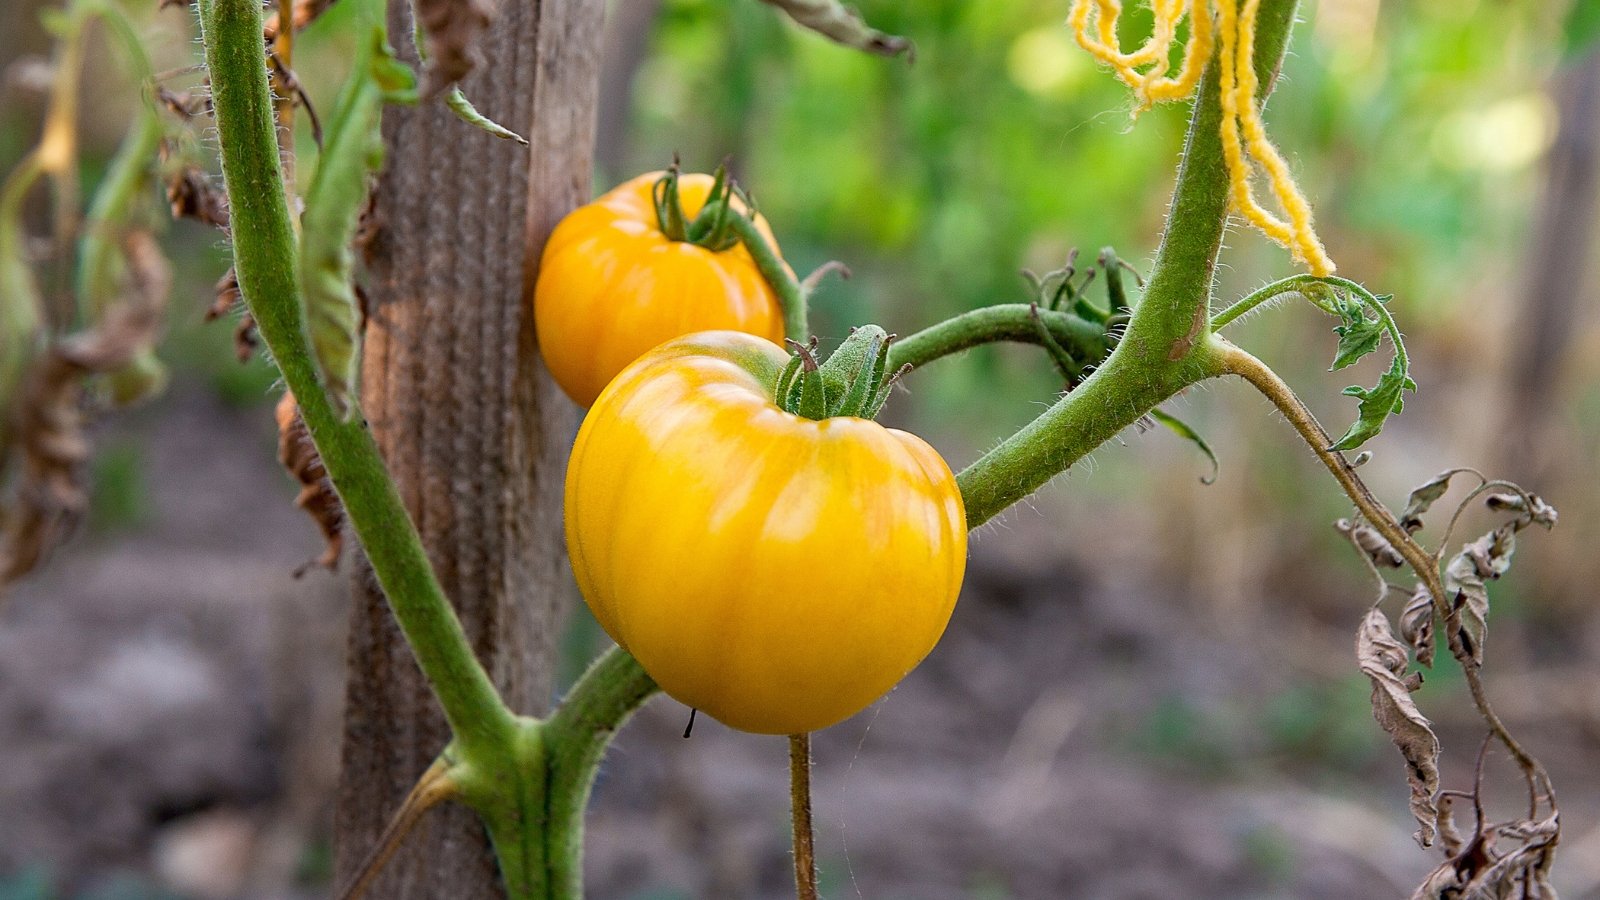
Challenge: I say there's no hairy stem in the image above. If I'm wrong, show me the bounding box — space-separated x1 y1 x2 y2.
954 0 1300 527
887 303 1110 372
543 646 660 897
729 212 807 340
789 733 819 900
197 0 514 758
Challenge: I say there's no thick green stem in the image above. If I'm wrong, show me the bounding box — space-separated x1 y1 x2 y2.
729 212 807 340
197 0 514 758
954 0 1300 527
542 646 660 897
887 304 1110 372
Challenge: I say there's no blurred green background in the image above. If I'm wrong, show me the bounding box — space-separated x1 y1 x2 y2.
2 0 1598 897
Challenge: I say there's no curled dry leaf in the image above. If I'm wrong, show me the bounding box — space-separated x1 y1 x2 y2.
1400 582 1436 668
1357 607 1440 847
1414 813 1560 900
207 268 257 362
166 164 230 229
275 392 343 574
1401 469 1465 535
1 232 168 588
1443 525 1517 667
1485 492 1558 530
414 0 497 98
1336 517 1405 568
757 0 912 58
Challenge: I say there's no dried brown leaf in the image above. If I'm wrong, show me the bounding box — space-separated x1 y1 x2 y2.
167 165 229 228
1443 525 1516 666
1458 814 1560 899
415 0 498 98
1 233 167 587
1402 470 1462 534
1400 582 1437 668
758 0 912 58
1485 492 1558 530
1358 607 1441 847
1435 793 1468 858
1336 517 1405 568
275 392 342 573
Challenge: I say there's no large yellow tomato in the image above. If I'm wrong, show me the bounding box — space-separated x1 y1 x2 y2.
565 331 967 734
534 172 788 408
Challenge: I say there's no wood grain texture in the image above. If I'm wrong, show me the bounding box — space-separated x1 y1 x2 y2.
333 0 603 894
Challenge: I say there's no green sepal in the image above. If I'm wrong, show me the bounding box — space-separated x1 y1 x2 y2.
832 328 888 418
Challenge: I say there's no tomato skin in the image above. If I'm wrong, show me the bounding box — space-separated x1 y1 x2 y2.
565 331 968 735
534 172 788 408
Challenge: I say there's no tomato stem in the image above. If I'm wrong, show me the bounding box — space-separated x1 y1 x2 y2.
789 733 821 900
951 0 1302 527
197 0 516 779
728 211 808 340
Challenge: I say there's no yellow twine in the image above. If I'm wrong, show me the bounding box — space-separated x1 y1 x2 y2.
1068 0 1335 276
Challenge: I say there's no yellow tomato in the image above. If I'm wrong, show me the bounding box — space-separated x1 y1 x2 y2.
534 172 788 408
565 331 968 734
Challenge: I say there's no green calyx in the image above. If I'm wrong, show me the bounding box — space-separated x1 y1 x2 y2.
775 325 906 421
650 160 750 251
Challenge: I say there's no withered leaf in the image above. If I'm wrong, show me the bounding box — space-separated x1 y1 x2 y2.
1336 517 1405 568
1400 582 1436 668
1401 470 1462 535
414 0 497 98
167 165 229 228
1443 525 1516 666
275 392 342 573
1485 492 1559 530
2 233 167 588
1434 793 1467 858
757 0 913 58
1456 814 1560 899
1357 607 1440 847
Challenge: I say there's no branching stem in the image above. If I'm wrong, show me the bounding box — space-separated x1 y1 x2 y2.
1215 340 1547 803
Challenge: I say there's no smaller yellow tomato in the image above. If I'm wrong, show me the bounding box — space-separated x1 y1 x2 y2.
533 171 788 408
565 331 968 734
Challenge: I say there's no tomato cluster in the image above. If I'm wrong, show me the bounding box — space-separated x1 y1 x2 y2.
535 169 968 735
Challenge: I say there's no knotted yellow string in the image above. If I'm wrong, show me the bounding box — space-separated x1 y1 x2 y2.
1069 0 1335 276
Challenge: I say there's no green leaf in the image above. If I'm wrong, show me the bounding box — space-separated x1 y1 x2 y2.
1329 293 1388 371
298 27 415 418
1330 354 1417 451
446 90 528 144
1149 408 1218 484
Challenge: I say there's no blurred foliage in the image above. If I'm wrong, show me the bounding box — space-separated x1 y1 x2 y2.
87 437 147 531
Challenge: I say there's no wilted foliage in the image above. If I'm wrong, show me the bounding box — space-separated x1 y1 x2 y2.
1339 470 1562 895
275 393 343 574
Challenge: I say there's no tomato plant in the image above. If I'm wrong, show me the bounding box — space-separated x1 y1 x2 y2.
0 0 1575 897
534 168 789 407
566 330 966 734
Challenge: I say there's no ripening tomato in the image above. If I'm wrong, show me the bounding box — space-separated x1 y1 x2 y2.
565 331 968 734
533 171 788 408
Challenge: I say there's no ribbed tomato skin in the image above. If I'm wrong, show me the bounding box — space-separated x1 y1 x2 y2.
565 332 967 735
534 172 787 408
